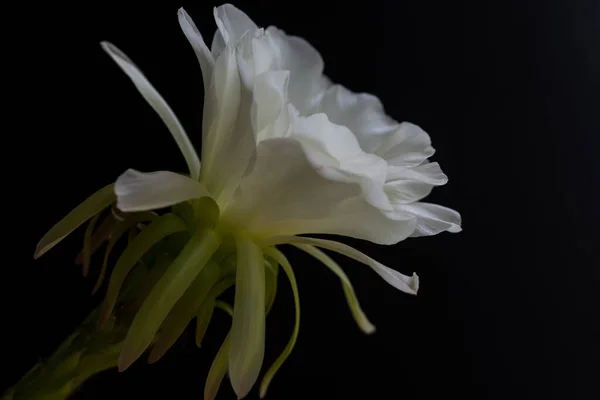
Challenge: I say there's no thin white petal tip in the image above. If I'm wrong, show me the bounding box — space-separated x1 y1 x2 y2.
177 7 191 19
100 41 115 53
409 273 420 294
364 324 377 335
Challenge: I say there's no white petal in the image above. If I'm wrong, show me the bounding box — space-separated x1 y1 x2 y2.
115 169 210 212
375 122 435 167
252 70 292 142
401 202 462 237
235 29 280 90
225 138 355 223
200 46 241 182
256 197 416 245
292 113 392 211
212 3 257 56
210 29 226 61
265 27 327 114
225 139 416 245
312 85 435 167
200 46 255 207
266 236 419 295
385 162 448 204
177 8 214 94
100 42 201 180
314 84 397 153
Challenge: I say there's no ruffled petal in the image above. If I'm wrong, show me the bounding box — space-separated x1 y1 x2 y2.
401 202 462 237
265 27 327 114
115 169 211 212
225 139 416 245
375 122 435 167
292 113 392 211
313 84 397 153
101 42 201 180
256 197 416 245
310 85 435 167
385 162 448 204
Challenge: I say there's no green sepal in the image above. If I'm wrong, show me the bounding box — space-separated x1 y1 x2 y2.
194 298 215 348
264 258 279 315
82 213 102 277
194 275 235 348
91 212 157 295
147 261 222 363
229 235 266 398
204 302 234 400
118 229 221 371
294 244 375 334
35 184 115 259
260 247 301 398
100 214 187 326
75 212 118 265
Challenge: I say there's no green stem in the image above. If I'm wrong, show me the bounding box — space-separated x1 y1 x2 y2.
3 310 126 400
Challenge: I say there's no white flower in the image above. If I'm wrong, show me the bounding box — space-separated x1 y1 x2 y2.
112 5 460 245
35 4 461 399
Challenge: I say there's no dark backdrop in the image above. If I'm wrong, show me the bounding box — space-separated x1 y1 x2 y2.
5 0 599 399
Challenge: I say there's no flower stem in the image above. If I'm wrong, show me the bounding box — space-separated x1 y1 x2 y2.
3 309 127 400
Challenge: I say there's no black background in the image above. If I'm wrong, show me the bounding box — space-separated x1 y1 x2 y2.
4 0 599 399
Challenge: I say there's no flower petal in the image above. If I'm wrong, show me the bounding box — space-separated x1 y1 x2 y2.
177 8 214 93
385 162 449 204
224 138 354 224
236 29 281 88
265 236 419 295
256 198 416 245
229 235 266 398
265 27 327 114
311 85 435 167
211 3 257 58
292 113 392 211
200 45 255 206
401 202 462 237
375 122 435 167
100 42 201 179
115 169 211 212
314 84 397 153
226 139 415 245
252 70 292 142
